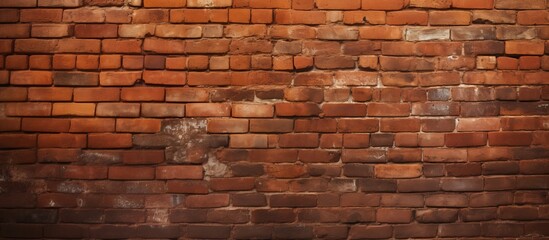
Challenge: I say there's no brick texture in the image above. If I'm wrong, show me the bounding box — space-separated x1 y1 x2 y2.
0 0 548 239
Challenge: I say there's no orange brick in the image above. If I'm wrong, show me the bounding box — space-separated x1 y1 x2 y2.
229 9 250 23
38 133 86 148
187 0 231 7
362 0 405 10
52 103 95 117
360 26 402 40
186 103 231 117
430 11 471 25
120 87 165 102
76 55 99 70
453 0 494 9
505 41 545 55
141 103 185 117
316 0 360 9
142 71 187 85
116 118 161 133
10 71 52 85
69 118 115 133
250 0 291 8
387 11 428 25
251 9 273 23
73 88 120 102
207 119 249 133
28 87 72 101
143 0 185 7
232 104 274 118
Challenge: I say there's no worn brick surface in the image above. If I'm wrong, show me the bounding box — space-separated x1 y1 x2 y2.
0 0 547 239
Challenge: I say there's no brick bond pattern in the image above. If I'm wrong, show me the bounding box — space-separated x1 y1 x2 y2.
0 0 548 238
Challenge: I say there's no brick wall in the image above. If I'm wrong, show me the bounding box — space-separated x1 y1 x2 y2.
0 0 548 238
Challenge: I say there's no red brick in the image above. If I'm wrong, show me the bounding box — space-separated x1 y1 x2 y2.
489 132 533 146
62 165 108 179
230 134 268 148
275 103 321 117
21 118 69 133
186 194 229 208
0 134 37 148
375 164 422 179
322 104 367 117
250 119 293 133
376 208 412 223
0 87 26 102
294 119 337 133
75 24 117 38
186 103 230 117
96 103 140 117
210 177 255 191
27 87 71 102
29 55 51 70
320 134 343 148
156 166 203 180
119 150 164 165
0 118 21 132
102 39 142 54
344 11 386 25
38 193 78 208
88 133 132 149
279 133 319 148
120 87 164 102
274 9 326 25
445 133 487 147
167 180 208 194
0 24 30 39
5 55 28 70
141 103 185 117
207 119 248 133
109 166 155 180
5 103 52 117
457 118 500 131
0 0 36 7
56 39 101 53
497 56 518 70
132 9 168 23
70 118 115 132
99 72 141 86
38 133 86 148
